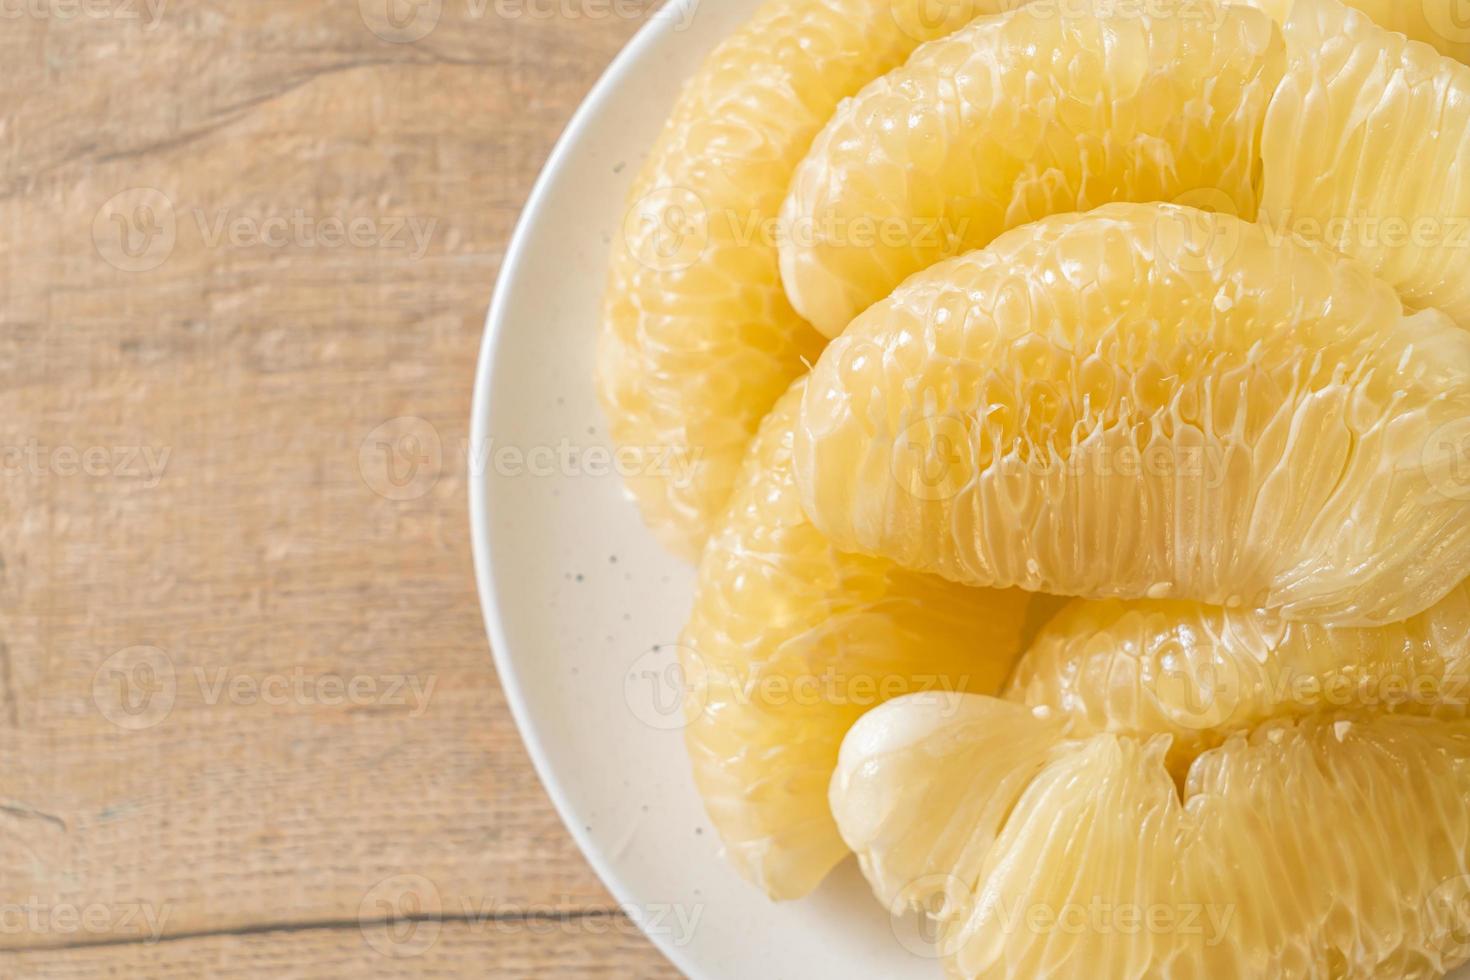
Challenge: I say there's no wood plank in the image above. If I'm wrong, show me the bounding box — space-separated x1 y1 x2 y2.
0 1 677 970
0 919 684 978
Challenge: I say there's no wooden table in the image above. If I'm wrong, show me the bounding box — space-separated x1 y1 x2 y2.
1 3 680 976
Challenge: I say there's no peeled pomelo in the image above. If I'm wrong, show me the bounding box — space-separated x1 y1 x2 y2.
1260 0 1470 324
680 381 1032 899
777 0 1283 338
1244 0 1470 64
794 203 1470 625
1007 585 1470 778
831 692 1470 978
598 0 1026 558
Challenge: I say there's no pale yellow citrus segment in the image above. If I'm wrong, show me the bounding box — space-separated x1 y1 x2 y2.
832 694 1470 978
794 203 1470 625
1007 585 1470 777
1260 0 1470 326
598 0 1026 558
777 0 1284 338
681 382 1031 900
828 692 1065 914
1242 0 1470 64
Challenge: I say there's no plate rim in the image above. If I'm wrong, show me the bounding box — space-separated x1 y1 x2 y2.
467 10 707 979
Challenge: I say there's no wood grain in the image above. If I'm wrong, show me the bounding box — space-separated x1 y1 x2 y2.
0 3 679 975
4 921 684 978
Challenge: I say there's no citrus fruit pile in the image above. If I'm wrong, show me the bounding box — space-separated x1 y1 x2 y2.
598 0 1470 974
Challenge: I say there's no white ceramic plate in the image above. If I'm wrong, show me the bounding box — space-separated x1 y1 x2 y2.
468 6 1470 979
467 2 946 976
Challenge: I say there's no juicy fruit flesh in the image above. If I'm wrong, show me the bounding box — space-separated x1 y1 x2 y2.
1006 586 1470 779
680 381 1032 899
1244 0 1470 65
597 0 1025 558
1261 0 1470 325
778 0 1284 338
794 203 1470 625
612 0 1470 969
831 693 1470 979
603 0 1470 560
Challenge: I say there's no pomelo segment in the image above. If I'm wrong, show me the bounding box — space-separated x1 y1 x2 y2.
794 203 1470 625
777 0 1284 338
1260 0 1470 325
1007 585 1470 778
831 693 1470 978
681 382 1031 899
829 692 1065 914
598 0 1024 558
1244 0 1470 64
